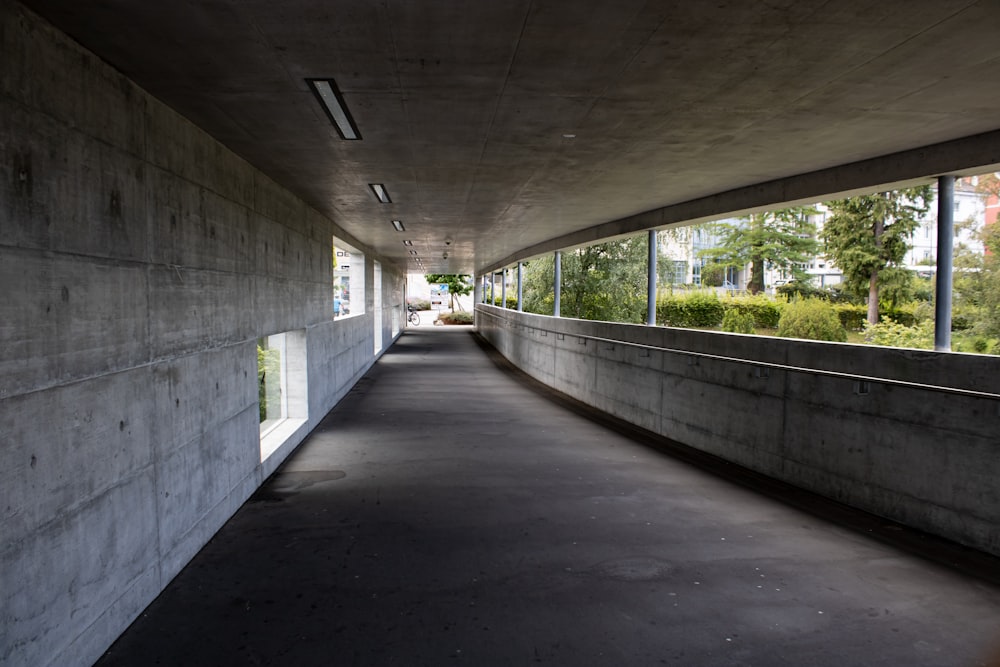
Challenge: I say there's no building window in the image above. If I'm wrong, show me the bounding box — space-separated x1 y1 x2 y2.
333 237 365 318
671 260 687 285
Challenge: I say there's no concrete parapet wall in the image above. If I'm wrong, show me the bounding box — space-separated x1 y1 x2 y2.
476 305 1000 558
0 5 402 666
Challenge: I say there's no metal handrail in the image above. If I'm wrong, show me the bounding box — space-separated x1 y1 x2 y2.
475 307 1000 401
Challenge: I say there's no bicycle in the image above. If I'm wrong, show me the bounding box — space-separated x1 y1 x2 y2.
407 305 420 326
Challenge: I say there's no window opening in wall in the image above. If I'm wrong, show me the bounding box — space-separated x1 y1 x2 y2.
373 261 383 353
258 329 309 461
258 334 287 437
333 237 366 319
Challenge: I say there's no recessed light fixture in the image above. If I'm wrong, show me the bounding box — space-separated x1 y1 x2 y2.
402 240 413 246
409 250 418 255
369 183 391 204
307 78 361 140
562 133 576 139
391 219 405 232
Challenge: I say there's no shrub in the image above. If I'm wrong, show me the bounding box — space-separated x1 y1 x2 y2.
657 291 724 327
722 293 781 329
491 295 518 309
777 281 827 301
777 298 847 342
833 303 867 331
863 318 933 349
407 298 431 311
882 304 917 327
721 309 755 334
438 311 474 324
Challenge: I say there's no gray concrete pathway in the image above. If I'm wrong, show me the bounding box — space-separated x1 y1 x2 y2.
97 329 1000 666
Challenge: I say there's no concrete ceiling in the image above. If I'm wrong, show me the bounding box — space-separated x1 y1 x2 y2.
21 0 1000 274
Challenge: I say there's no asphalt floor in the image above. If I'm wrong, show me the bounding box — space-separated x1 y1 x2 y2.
96 327 1000 666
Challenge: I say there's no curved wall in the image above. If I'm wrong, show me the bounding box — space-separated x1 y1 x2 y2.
476 305 1000 558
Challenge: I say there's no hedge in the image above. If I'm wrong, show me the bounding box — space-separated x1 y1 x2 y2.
721 294 781 329
657 291 725 327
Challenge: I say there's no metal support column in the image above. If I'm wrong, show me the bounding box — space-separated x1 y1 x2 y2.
517 262 524 312
489 272 495 305
554 251 562 317
501 268 507 308
647 229 658 326
935 175 955 351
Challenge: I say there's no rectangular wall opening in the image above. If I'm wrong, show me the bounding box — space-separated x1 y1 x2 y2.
374 261 383 352
258 329 308 461
333 237 365 319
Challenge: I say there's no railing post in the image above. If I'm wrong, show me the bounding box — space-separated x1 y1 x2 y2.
647 229 657 326
554 251 562 317
935 175 954 351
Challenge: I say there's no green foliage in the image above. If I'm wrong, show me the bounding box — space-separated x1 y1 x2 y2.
775 281 858 303
657 291 725 327
821 186 933 323
723 293 782 328
491 295 519 309
966 221 1000 337
522 236 650 323
439 310 474 324
721 309 756 334
698 207 819 293
881 303 918 327
876 266 917 310
257 343 282 423
862 318 934 349
833 303 867 331
407 298 431 311
424 273 473 310
520 256 555 315
699 262 728 287
777 298 847 342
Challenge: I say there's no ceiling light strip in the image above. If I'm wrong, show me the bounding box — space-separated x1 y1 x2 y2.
369 183 391 203
391 219 405 232
307 78 361 140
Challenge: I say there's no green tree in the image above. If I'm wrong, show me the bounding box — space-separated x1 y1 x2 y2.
559 236 649 323
822 186 933 325
424 274 473 311
697 207 819 294
521 256 555 315
699 262 728 287
957 174 1000 337
976 221 1000 336
521 236 650 323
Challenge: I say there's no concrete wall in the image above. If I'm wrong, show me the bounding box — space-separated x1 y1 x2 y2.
476 305 1000 558
0 5 404 666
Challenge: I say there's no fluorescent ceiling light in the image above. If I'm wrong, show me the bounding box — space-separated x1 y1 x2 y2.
307 78 360 140
402 240 413 246
369 183 391 203
391 219 405 232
